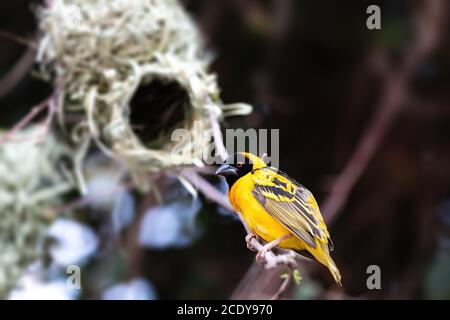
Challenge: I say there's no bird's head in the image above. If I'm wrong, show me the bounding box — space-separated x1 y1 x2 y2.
215 152 267 187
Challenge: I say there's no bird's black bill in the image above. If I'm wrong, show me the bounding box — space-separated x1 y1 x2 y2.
215 164 237 177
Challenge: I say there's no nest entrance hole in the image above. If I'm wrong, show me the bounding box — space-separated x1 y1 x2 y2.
129 80 189 147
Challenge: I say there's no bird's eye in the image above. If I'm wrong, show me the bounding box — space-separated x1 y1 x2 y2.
236 162 243 168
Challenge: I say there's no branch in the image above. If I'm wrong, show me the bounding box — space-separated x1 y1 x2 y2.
0 31 37 49
0 32 38 98
181 169 233 212
0 99 50 144
0 47 35 99
271 268 293 300
208 106 228 162
35 94 58 143
0 82 64 144
181 169 251 234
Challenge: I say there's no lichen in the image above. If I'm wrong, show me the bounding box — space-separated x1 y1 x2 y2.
0 127 74 297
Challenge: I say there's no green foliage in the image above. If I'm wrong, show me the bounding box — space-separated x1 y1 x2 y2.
293 269 302 285
280 268 302 286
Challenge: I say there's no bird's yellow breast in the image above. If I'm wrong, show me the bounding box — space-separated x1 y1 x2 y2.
229 173 306 251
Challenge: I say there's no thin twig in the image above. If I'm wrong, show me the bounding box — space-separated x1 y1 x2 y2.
0 82 64 144
271 268 292 300
0 31 37 49
35 95 58 143
0 31 38 98
181 169 234 212
246 235 297 269
0 47 36 98
182 168 251 234
0 99 50 144
207 103 229 162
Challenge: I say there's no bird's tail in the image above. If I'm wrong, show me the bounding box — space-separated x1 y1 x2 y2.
325 255 342 286
313 243 342 286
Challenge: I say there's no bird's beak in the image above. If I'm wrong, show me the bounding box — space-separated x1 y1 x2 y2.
215 164 237 177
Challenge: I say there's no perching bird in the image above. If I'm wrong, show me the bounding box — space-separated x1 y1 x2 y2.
216 152 341 285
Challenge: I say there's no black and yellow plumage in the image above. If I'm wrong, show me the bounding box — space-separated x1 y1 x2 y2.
216 152 341 285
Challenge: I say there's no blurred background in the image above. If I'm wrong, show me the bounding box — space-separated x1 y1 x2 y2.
0 0 450 299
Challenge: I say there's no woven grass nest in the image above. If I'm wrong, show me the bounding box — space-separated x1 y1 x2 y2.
37 0 251 191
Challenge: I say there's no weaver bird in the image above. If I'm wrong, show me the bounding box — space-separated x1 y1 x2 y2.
216 152 341 285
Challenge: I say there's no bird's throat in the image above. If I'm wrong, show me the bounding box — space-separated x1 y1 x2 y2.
225 175 240 189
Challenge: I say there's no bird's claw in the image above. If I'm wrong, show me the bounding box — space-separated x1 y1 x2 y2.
256 249 268 265
245 233 259 252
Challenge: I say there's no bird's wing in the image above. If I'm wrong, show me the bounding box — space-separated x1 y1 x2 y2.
251 167 331 250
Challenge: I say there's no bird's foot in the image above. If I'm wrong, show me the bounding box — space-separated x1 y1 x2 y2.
256 247 270 265
245 232 259 252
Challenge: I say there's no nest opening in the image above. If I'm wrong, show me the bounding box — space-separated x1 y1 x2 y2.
129 80 189 147
36 0 251 187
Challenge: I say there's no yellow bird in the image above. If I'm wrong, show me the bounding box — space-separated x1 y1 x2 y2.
216 152 341 285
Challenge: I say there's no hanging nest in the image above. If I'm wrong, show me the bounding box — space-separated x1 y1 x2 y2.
36 0 251 191
0 127 74 298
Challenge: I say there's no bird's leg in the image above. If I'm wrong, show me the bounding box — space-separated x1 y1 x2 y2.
245 232 259 251
256 234 293 265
